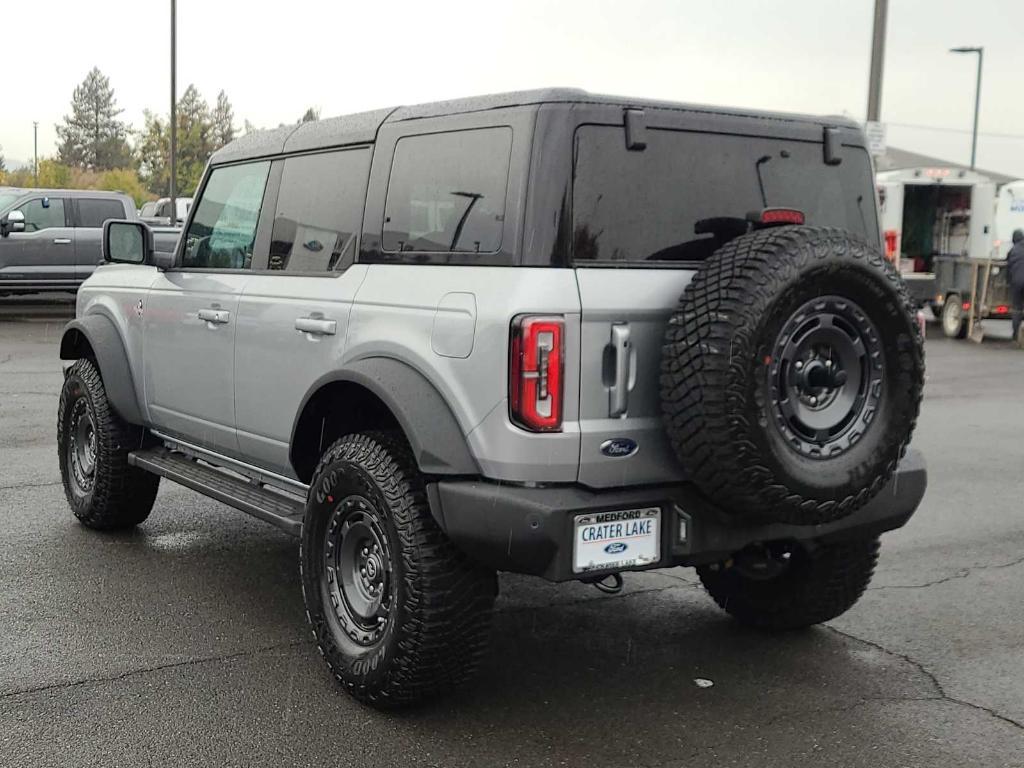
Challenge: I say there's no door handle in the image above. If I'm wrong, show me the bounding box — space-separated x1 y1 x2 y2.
53 238 72 245
608 323 633 418
197 308 230 325
295 316 337 336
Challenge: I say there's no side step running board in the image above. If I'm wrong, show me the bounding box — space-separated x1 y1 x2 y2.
129 447 305 536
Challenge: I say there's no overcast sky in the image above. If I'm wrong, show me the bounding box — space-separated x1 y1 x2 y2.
1 0 1022 177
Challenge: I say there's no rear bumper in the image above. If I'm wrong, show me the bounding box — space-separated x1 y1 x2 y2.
427 449 926 582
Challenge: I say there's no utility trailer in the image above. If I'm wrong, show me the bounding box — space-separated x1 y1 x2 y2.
933 256 1013 339
876 167 996 309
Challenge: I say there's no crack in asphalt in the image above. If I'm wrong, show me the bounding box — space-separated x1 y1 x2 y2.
0 639 312 702
0 480 61 492
869 555 1024 591
826 625 1024 732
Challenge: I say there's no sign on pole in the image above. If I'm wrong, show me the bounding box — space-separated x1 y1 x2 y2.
865 121 887 156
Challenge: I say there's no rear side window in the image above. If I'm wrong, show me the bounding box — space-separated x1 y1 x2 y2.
77 198 125 228
183 161 270 269
572 126 879 265
19 198 66 232
382 127 512 254
269 149 370 272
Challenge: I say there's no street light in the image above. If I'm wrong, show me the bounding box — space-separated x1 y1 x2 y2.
949 46 983 170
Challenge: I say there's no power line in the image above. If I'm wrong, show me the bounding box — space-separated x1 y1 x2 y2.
887 121 1024 140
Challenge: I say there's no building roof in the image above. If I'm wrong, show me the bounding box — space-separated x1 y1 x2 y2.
875 146 1018 186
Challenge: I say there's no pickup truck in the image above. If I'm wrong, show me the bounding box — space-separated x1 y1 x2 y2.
0 187 179 295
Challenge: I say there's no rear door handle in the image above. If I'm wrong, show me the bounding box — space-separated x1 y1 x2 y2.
295 317 337 336
197 308 230 325
608 323 633 418
53 238 72 245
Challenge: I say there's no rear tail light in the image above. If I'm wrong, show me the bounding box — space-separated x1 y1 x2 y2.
995 305 1009 315
509 315 564 432
884 230 899 262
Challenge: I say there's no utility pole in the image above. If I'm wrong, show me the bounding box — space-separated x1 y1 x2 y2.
950 46 983 170
169 0 177 224
866 0 888 122
32 122 38 186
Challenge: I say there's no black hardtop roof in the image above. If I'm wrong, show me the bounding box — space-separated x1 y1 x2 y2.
210 88 862 165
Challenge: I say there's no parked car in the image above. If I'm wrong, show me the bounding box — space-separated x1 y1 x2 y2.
0 188 179 295
56 89 926 709
140 196 192 226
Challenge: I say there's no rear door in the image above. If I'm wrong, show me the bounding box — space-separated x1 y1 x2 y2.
0 196 75 283
73 196 129 279
233 147 372 476
571 117 880 488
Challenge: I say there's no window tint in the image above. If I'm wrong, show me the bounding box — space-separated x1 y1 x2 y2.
572 126 879 265
77 198 125 228
18 198 65 232
269 149 370 272
182 162 270 269
383 127 511 254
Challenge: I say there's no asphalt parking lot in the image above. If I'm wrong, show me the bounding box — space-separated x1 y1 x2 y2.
1 297 1022 767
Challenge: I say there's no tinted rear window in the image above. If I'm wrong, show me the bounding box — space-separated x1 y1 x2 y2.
77 198 125 228
572 126 879 265
383 127 512 254
269 149 370 272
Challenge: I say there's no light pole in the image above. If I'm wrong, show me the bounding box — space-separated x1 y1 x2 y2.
32 122 38 185
169 0 177 224
866 0 888 123
949 46 983 170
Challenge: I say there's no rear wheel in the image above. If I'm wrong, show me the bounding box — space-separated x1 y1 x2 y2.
697 537 880 630
300 431 497 709
57 358 159 529
941 294 967 339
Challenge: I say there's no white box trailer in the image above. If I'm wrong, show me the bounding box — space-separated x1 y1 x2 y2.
876 167 997 308
994 180 1024 254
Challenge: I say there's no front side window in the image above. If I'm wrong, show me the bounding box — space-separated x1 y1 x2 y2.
382 127 512 254
269 149 370 272
18 198 66 232
182 161 270 269
77 199 125 228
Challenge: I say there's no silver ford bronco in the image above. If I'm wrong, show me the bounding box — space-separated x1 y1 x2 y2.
57 89 926 708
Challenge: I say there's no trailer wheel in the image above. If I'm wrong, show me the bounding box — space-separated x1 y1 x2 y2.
941 294 967 339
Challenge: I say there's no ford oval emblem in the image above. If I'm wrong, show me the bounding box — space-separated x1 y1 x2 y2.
604 542 628 554
600 438 638 458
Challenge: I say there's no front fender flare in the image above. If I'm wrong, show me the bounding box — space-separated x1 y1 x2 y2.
292 358 479 476
59 315 143 425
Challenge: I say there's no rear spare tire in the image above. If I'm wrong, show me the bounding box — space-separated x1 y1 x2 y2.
661 226 923 525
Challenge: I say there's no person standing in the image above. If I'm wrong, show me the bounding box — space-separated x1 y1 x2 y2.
1009 229 1024 344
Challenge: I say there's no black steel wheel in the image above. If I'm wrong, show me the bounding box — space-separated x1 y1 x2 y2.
769 295 884 459
661 226 924 525
57 357 159 529
322 496 395 649
300 431 497 709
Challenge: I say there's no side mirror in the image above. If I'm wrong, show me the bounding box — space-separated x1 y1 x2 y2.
2 210 26 236
103 220 154 265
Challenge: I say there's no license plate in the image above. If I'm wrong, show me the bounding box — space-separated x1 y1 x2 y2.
573 507 661 574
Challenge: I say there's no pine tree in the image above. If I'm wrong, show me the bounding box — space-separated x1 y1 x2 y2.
300 107 320 123
0 145 6 174
175 84 212 195
137 110 170 196
210 90 235 150
55 67 133 171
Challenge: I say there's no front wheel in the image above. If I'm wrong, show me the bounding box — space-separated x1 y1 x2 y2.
57 358 159 529
300 431 497 709
697 537 880 630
